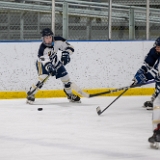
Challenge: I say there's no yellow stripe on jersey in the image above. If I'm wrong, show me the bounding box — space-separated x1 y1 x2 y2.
152 120 160 124
38 62 43 75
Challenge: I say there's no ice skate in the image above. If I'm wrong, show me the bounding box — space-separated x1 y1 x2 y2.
148 126 160 149
26 91 35 104
143 101 153 110
63 89 81 103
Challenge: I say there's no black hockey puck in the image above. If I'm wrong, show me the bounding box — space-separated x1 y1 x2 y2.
37 108 43 111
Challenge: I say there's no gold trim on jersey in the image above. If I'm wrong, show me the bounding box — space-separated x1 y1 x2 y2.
38 62 43 75
152 120 160 124
153 106 160 110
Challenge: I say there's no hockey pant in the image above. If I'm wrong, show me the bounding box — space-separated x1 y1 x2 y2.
30 61 72 95
152 95 160 130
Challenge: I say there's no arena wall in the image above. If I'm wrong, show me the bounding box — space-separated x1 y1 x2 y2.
0 41 155 98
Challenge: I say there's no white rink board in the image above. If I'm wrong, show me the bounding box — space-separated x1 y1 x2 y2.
0 41 155 91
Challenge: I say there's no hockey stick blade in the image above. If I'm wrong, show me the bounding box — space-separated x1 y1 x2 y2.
71 82 89 98
96 89 128 115
96 106 102 115
89 80 155 98
28 75 50 96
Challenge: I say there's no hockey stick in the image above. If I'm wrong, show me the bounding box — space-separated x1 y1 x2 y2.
96 89 128 115
71 82 90 98
96 82 135 115
96 80 155 115
89 80 155 98
71 80 155 98
28 74 50 96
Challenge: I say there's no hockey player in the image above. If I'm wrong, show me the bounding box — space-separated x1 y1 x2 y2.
133 37 160 148
134 37 160 110
26 28 80 104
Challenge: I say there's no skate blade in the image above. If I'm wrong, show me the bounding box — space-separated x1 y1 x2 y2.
150 142 160 149
146 107 153 110
26 100 34 105
142 105 153 110
69 100 81 103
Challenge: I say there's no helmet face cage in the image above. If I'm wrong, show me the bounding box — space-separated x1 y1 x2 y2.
41 28 54 46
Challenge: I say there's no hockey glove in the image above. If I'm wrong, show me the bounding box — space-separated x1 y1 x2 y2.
61 51 70 65
46 63 56 76
133 69 147 85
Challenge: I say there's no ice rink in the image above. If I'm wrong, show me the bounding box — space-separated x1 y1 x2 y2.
0 96 160 160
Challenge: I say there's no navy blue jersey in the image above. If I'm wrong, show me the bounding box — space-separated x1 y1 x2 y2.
135 47 160 81
37 36 74 68
144 47 160 67
37 36 74 58
38 43 53 58
142 47 160 80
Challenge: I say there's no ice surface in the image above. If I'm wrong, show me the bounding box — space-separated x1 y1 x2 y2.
0 96 160 160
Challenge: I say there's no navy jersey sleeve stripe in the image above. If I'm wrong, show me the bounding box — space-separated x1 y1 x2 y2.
66 46 74 52
38 44 46 58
